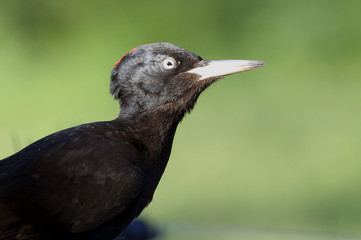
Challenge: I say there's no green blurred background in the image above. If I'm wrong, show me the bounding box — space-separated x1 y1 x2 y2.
1 0 361 239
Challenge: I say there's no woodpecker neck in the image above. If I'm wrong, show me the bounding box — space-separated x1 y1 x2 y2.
116 107 184 160
114 80 211 159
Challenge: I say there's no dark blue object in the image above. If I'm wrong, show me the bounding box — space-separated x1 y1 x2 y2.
115 219 159 240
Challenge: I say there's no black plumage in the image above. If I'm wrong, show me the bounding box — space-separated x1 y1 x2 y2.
0 42 264 239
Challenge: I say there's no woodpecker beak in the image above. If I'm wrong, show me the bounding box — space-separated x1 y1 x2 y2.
187 60 265 81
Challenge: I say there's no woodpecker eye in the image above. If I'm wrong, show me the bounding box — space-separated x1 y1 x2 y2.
161 57 177 70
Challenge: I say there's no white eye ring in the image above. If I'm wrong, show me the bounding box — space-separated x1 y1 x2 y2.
161 57 177 70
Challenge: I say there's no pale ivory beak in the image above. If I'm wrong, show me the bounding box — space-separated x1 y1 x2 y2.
187 60 265 81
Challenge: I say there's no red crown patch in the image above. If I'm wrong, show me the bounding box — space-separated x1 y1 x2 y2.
114 48 136 67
